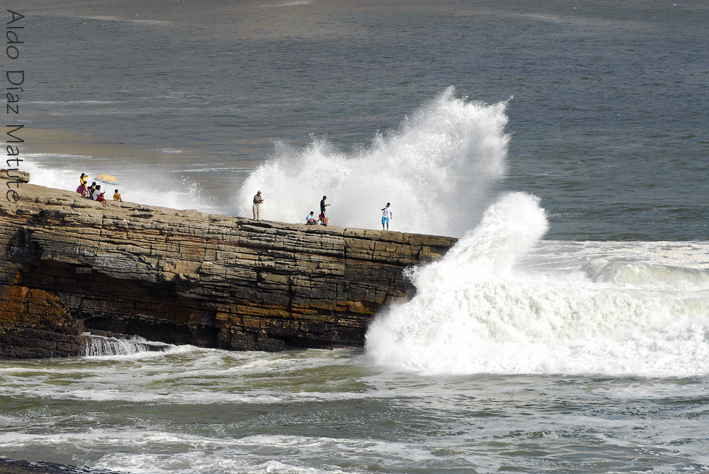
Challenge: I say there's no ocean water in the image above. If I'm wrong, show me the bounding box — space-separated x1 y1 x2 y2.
2 0 709 472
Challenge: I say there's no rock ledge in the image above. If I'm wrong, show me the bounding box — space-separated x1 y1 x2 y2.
0 177 456 358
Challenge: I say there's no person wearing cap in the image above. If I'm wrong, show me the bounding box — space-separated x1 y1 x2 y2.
253 191 264 220
381 202 392 230
320 195 330 220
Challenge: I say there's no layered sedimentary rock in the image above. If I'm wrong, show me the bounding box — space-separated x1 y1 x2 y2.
0 176 456 359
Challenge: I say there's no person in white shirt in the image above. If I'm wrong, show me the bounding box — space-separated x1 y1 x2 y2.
381 202 392 230
253 191 264 220
93 185 106 207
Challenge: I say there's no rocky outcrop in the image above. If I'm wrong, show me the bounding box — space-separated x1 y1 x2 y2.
0 176 456 359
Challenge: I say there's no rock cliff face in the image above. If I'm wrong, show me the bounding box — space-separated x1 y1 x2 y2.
0 176 456 359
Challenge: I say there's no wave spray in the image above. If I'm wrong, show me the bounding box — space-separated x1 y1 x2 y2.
235 88 509 237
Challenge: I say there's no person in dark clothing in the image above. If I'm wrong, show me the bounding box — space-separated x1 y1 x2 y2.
320 195 330 219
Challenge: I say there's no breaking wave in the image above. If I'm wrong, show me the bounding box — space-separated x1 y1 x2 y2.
365 194 709 377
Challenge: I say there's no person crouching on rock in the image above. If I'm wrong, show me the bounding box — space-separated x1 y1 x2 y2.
305 211 319 225
113 189 123 202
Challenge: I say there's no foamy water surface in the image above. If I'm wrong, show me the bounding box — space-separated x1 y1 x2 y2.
2 335 709 473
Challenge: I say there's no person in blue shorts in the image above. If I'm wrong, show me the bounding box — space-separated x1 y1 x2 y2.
381 202 392 230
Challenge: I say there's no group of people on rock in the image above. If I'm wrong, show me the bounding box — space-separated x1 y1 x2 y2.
252 191 393 230
305 196 330 226
76 173 123 207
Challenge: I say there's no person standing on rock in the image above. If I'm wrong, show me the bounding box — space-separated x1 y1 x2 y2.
381 202 392 230
76 173 88 196
320 196 330 222
253 191 264 220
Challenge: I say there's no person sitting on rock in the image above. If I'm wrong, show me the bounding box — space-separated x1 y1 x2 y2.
93 185 107 207
305 211 319 225
86 182 97 199
113 189 123 202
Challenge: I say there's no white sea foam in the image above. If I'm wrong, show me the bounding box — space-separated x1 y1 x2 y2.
365 194 709 377
0 430 433 474
234 88 509 237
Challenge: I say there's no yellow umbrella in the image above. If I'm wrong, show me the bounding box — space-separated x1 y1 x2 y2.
94 174 120 185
